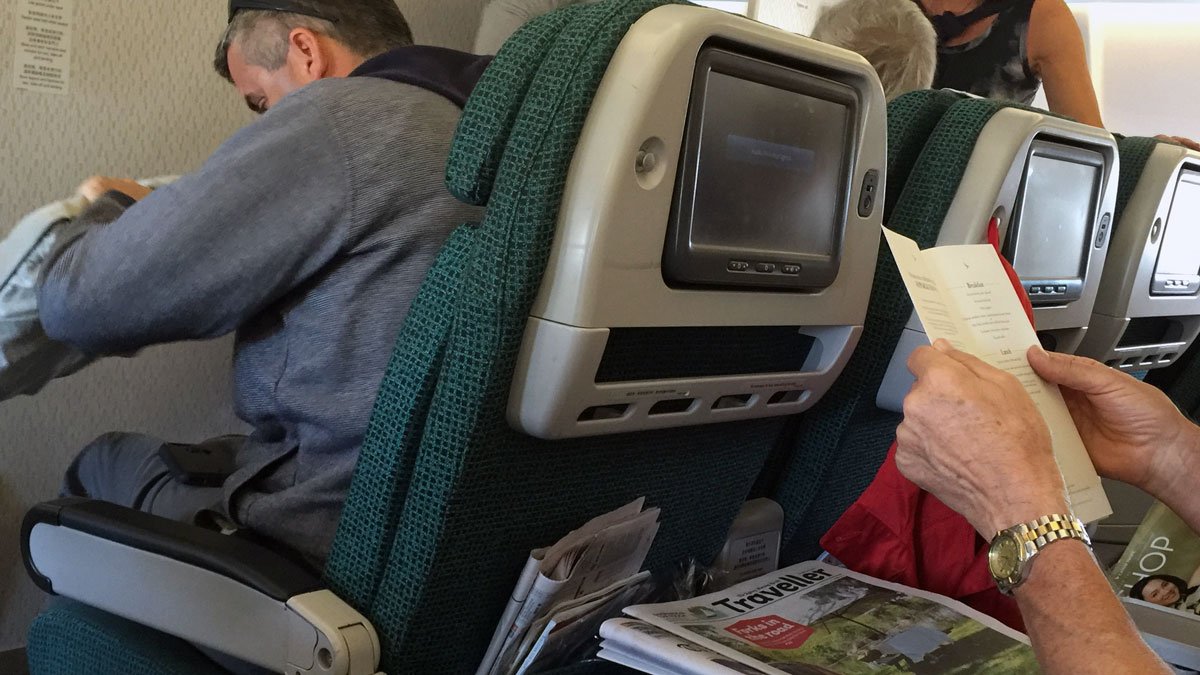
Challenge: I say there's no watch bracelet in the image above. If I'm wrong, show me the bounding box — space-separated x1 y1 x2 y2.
1012 513 1090 549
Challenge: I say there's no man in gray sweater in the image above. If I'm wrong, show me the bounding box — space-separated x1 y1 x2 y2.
39 0 489 568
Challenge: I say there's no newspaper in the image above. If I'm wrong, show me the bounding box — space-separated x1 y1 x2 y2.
599 619 766 675
477 498 661 675
512 572 655 674
610 561 1036 674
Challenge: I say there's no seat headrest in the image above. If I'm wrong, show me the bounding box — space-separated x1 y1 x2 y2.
884 89 965 218
1114 136 1161 225
444 4 588 206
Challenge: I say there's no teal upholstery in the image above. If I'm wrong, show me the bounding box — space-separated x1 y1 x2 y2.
445 5 588 206
1113 136 1161 227
882 89 964 218
28 601 224 675
345 1 784 670
772 97 1022 563
29 3 785 674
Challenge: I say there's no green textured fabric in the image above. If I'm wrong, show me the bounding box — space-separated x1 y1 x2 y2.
325 224 477 610
361 2 785 671
773 97 1017 563
445 5 584 205
28 601 224 675
1114 136 1161 227
883 89 964 219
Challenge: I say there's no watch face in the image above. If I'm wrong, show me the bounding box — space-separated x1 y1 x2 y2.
989 533 1022 579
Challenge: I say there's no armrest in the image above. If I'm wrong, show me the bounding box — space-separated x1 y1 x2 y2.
22 498 381 675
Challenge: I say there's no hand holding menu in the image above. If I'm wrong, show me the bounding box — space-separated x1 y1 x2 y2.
883 227 1111 524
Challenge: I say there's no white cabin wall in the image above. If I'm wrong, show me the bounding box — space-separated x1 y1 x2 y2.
1034 3 1200 140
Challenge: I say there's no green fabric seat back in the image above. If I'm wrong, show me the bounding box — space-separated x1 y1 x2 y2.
1113 136 1161 229
330 1 785 672
771 97 1023 563
323 5 588 614
882 89 964 219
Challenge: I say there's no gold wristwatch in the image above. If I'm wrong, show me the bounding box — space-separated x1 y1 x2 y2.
988 513 1090 595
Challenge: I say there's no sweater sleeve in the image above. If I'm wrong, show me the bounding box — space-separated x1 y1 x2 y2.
38 87 352 355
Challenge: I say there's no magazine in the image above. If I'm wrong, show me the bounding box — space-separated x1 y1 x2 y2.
1109 501 1200 670
606 561 1036 674
1110 501 1200 614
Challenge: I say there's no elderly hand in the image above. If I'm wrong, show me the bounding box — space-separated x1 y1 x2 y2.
1156 134 1200 152
76 176 152 203
1027 347 1198 503
896 340 1069 537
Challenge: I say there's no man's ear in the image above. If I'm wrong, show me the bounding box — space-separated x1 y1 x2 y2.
285 27 328 82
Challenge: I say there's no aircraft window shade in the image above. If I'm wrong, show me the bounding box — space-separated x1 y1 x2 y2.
1007 142 1104 305
1152 171 1200 295
664 47 858 291
595 326 816 383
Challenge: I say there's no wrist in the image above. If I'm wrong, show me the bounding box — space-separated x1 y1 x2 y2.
1011 537 1094 599
978 483 1070 537
1147 422 1200 509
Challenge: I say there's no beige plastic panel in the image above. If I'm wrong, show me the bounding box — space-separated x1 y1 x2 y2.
530 4 886 329
1077 144 1200 371
510 5 887 438
936 108 1119 351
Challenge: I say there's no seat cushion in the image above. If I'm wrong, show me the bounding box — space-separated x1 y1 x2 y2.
28 601 225 675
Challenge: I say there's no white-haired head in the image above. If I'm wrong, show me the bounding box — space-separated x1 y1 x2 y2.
812 0 937 100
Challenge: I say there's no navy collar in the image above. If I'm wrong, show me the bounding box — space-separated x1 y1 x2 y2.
349 46 492 109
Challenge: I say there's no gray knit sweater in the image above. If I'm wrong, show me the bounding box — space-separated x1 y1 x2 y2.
39 72 483 564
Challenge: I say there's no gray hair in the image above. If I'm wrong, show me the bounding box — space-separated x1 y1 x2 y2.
812 0 937 101
214 0 415 82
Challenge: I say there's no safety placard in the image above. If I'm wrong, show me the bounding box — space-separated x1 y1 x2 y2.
12 0 74 95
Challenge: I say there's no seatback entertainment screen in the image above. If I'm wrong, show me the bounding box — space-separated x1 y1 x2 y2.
1007 141 1104 304
1153 170 1200 295
664 46 859 290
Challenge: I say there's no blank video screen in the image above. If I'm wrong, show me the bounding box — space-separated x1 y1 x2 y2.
1156 172 1200 276
690 70 849 259
1013 155 1099 280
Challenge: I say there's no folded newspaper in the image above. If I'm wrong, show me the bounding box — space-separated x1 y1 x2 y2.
477 498 661 675
1108 501 1200 670
601 561 1037 674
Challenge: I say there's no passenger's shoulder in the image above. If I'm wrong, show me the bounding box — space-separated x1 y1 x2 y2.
293 76 461 118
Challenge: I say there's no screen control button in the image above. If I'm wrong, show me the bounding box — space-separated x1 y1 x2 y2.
858 169 880 218
756 263 776 273
1056 285 1067 293
728 260 750 272
781 264 801 275
1096 213 1111 248
1029 286 1041 295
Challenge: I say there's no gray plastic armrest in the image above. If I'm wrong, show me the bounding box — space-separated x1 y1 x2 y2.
23 499 381 675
